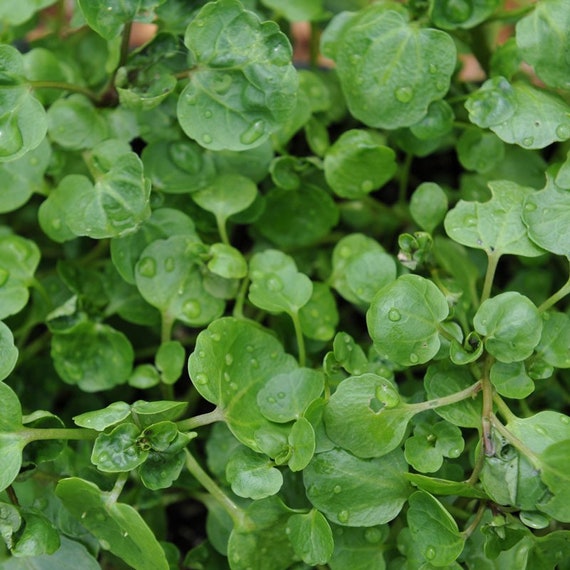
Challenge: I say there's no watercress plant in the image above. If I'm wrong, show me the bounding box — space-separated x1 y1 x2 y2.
1 0 570 568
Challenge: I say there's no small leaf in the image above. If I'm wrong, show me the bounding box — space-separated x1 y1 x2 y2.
405 473 488 499
10 509 60 557
77 0 140 39
207 243 248 279
260 0 325 22
0 383 25 493
139 447 188 491
73 402 132 431
226 446 283 500
328 524 388 570
444 179 545 257
407 490 465 566
490 361 534 399
56 477 169 570
410 182 449 233
177 0 298 150
537 440 570 522
324 129 397 198
130 400 187 428
465 76 517 128
249 249 312 315
92 423 148 472
287 417 316 472
155 340 185 385
430 0 501 29
0 321 18 381
367 274 449 366
286 510 334 566
298 283 339 341
324 373 415 458
473 292 542 363
324 6 456 129
457 128 505 173
535 312 570 368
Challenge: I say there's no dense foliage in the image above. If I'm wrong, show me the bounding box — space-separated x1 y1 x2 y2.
1 0 570 568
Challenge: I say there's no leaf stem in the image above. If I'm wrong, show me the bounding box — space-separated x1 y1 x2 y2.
466 445 486 486
461 501 487 539
538 268 570 313
492 393 517 424
107 472 129 504
28 80 100 103
216 214 230 246
481 363 495 456
480 251 501 304
184 448 246 527
232 277 250 319
19 427 98 443
290 311 306 367
177 407 225 431
411 380 481 413
398 152 413 205
490 414 541 469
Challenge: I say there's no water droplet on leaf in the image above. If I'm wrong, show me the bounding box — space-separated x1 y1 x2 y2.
266 276 283 292
138 257 157 278
425 546 436 560
182 300 201 319
337 510 349 523
556 124 570 139
361 179 374 192
522 136 534 147
364 528 383 544
240 120 266 145
164 257 175 272
395 86 414 103
429 64 438 74
409 353 419 364
195 373 208 385
225 353 233 366
388 308 401 322
333 485 342 494
204 109 212 119
202 134 213 144
212 73 233 94
0 268 9 287
444 0 472 22
210 332 221 342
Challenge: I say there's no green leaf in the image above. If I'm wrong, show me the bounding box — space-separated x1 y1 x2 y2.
430 0 501 29
464 76 517 129
56 477 169 570
10 509 60 557
225 446 283 500
410 182 449 233
404 421 464 473
51 321 134 392
523 174 570 256
287 417 316 471
0 321 17 381
324 6 456 129
324 373 415 458
155 340 185 385
0 45 47 162
298 283 339 341
328 524 388 570
92 422 148 472
177 0 298 151
538 440 570 522
0 0 57 26
77 0 140 39
249 250 312 315
135 235 225 326
490 361 534 399
286 510 334 566
367 274 449 366
304 447 411 526
254 184 339 249
257 368 324 423
409 99 454 139
405 473 488 499
0 138 50 213
260 0 325 22
457 128 506 174
188 318 298 451
444 180 545 257
139 447 188 491
324 129 397 198
535 312 570 368
207 244 248 280
407 490 465 566
0 233 40 319
130 400 187 428
516 0 570 90
0 382 25 493
473 292 542 363
73 401 132 431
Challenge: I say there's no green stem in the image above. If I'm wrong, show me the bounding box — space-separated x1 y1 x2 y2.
216 215 230 246
461 501 487 539
184 449 246 527
538 270 570 313
20 427 98 443
411 380 482 413
480 251 501 304
290 311 306 367
107 473 129 504
466 445 485 486
232 277 250 319
28 80 99 103
398 152 413 205
177 407 225 431
6 486 20 507
492 393 517 424
309 22 320 68
481 364 495 456
490 414 541 469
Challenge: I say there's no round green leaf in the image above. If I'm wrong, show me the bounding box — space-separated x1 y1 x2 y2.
207 243 248 279
324 129 397 198
0 321 18 381
444 179 545 257
304 447 411 526
257 368 324 423
298 282 339 341
287 417 316 472
535 311 570 368
188 318 298 451
325 6 456 129
473 292 542 362
457 128 505 173
324 373 414 458
0 45 47 162
328 524 388 570
490 361 534 399
538 440 570 522
130 400 187 428
409 99 454 139
516 0 570 90
410 182 449 233
10 509 60 557
129 364 161 389
523 174 570 256
77 0 139 39
407 491 465 566
430 0 501 29
465 76 517 128
139 447 188 491
51 321 134 392
135 235 225 326
254 184 339 249
286 510 334 566
0 0 58 26
0 234 40 319
177 0 298 151
226 446 283 500
73 401 132 431
155 341 185 385
249 249 313 315
92 423 147 472
367 274 449 366
0 382 24 493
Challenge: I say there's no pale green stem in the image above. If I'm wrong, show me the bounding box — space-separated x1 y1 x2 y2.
461 502 487 539
184 449 246 527
107 473 129 504
289 311 306 367
492 393 517 424
466 446 485 486
481 367 495 456
232 277 250 319
538 272 570 313
480 251 501 305
160 313 175 400
216 214 230 246
177 407 225 431
19 427 98 443
410 380 482 413
490 414 542 469
28 80 99 103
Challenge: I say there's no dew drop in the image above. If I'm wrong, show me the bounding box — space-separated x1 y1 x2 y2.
202 134 213 144
195 373 208 385
364 528 383 544
195 19 205 27
436 79 447 91
285 527 292 535
240 120 266 145
267 396 276 403
448 447 462 458
465 216 476 226
99 539 110 550
409 353 419 364
246 345 254 352
266 276 283 292
395 86 414 103
560 415 570 424
223 372 231 382
535 425 547 435
164 257 175 272
138 257 157 278
556 124 570 139
250 358 259 369
425 546 436 560
337 510 349 523
198 350 206 358
212 73 233 94
333 485 342 494
429 64 438 74
229 382 238 391
225 353 233 366
361 179 374 192
277 391 286 399
183 300 201 319
522 136 534 147
211 332 221 342
524 202 537 212
388 308 401 322
0 268 9 287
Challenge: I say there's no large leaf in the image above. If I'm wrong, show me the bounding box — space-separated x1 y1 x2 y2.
0 0 57 26
322 6 456 129
177 0 298 150
0 382 25 492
